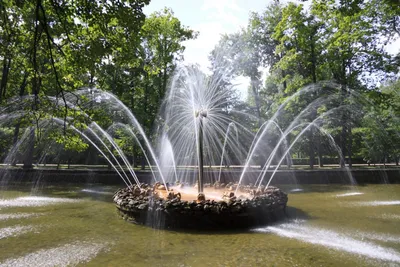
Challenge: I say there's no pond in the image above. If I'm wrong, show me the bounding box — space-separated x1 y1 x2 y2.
0 184 399 266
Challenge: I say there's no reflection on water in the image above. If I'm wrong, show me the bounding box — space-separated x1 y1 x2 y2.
0 184 399 267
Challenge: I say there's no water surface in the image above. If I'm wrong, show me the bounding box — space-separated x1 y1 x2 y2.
0 184 399 266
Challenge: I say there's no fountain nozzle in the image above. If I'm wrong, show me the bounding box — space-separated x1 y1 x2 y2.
195 109 208 118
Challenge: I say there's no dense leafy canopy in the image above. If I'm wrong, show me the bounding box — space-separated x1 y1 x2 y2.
0 0 398 168
211 0 399 167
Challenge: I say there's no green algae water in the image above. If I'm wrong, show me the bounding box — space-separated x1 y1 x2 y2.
0 184 399 267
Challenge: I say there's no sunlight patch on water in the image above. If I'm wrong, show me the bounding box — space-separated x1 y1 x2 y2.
0 197 80 208
0 213 43 221
353 231 400 244
0 225 36 240
0 241 108 267
355 201 400 206
252 221 400 263
380 214 400 220
335 192 364 197
81 189 114 195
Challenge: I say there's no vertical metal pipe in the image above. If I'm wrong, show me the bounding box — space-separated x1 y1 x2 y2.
197 117 204 193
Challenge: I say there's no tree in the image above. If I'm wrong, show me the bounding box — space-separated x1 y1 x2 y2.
0 0 151 166
311 0 397 167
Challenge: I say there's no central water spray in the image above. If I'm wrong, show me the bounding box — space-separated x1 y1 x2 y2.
195 109 208 195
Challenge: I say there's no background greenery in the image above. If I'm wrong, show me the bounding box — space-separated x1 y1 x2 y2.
0 0 398 168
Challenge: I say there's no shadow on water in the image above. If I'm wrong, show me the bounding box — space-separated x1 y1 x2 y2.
134 206 312 236
285 206 312 220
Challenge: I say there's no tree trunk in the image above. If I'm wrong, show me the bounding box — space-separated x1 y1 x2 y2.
23 127 35 169
340 123 347 168
285 134 292 169
309 131 315 169
310 38 317 85
11 73 29 166
89 71 95 86
0 58 11 103
348 126 352 168
132 147 136 168
130 92 137 168
251 76 262 127
383 154 386 168
162 66 168 98
317 133 323 167
141 79 149 171
141 154 146 170
10 122 21 166
339 65 347 168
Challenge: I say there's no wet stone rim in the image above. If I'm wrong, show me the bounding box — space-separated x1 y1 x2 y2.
113 183 289 229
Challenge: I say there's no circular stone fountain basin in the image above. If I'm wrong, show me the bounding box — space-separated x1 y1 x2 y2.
113 183 288 230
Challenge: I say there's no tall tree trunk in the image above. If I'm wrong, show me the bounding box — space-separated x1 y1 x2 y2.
309 38 318 169
141 80 149 171
89 71 95 87
141 152 146 170
285 134 292 169
162 66 168 98
310 40 317 85
309 131 315 169
282 69 287 92
348 126 352 168
130 94 137 167
11 123 20 166
346 63 353 168
11 73 29 166
339 59 347 168
251 76 262 127
0 58 11 103
23 127 35 169
158 66 168 102
131 146 136 168
317 133 323 167
340 111 347 168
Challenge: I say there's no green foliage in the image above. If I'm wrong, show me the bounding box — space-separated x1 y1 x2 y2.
212 0 400 165
0 2 196 163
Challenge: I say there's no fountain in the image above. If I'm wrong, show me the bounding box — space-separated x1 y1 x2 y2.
112 66 289 229
0 65 375 230
1 66 400 265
